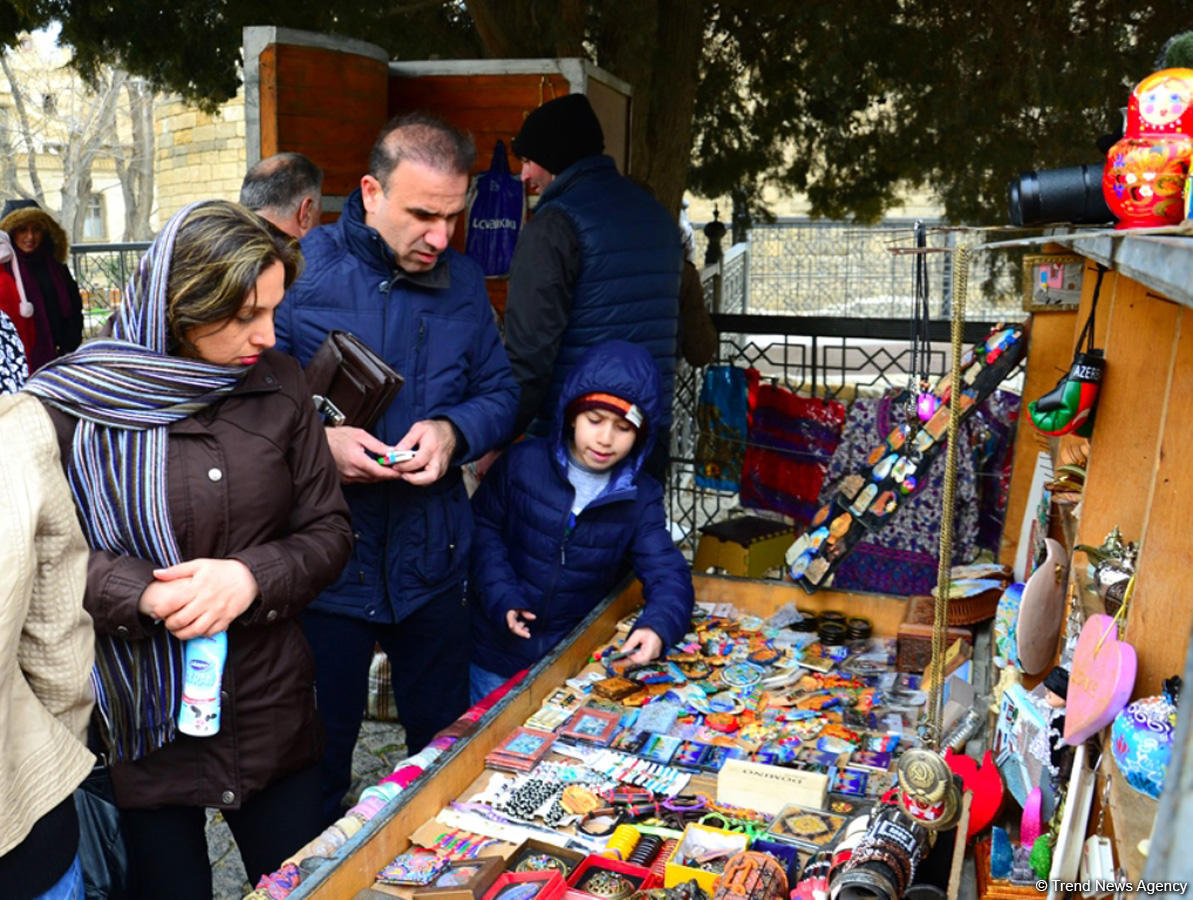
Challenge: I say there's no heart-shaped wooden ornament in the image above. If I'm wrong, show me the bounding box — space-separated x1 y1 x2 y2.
1016 538 1068 674
1064 613 1137 746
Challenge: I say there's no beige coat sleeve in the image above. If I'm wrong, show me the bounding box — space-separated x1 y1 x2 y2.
13 393 94 742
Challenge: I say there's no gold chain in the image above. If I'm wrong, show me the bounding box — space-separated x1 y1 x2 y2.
927 245 969 746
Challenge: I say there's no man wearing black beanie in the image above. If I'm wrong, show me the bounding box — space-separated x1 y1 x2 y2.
504 93 682 481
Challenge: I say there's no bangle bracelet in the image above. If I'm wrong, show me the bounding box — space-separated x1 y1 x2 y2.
662 794 706 814
579 810 623 837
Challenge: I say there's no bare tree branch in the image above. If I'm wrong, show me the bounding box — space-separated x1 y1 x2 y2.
1 50 46 205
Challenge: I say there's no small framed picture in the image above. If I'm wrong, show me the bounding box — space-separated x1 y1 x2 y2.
672 740 711 769
638 733 681 764
485 726 557 773
765 802 848 850
699 744 744 773
560 707 621 745
1023 254 1084 311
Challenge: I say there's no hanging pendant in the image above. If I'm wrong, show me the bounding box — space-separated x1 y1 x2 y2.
916 392 939 421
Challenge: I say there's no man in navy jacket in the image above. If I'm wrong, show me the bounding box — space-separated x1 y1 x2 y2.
275 113 518 821
504 94 683 481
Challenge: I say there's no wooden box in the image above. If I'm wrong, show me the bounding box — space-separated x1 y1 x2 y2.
897 595 972 673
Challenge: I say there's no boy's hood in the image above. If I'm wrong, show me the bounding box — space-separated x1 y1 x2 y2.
552 340 663 481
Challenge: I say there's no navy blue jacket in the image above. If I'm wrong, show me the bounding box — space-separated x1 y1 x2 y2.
505 155 682 438
275 189 518 623
471 340 694 677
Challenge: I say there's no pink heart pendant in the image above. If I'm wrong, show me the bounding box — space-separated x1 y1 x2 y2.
1064 613 1137 746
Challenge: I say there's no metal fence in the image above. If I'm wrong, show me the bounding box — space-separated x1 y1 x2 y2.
664 313 1011 553
70 241 151 335
695 218 1020 320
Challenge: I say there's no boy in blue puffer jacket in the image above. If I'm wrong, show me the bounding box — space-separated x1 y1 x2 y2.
469 340 695 703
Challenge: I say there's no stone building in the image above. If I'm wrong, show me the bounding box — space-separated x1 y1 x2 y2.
154 90 247 220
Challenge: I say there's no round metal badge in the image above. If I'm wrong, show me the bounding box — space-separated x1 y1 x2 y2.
721 662 764 688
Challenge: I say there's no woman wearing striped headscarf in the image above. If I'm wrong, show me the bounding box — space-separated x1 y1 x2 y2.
25 200 353 898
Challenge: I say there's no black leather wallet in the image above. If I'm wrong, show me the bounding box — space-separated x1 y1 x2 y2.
304 330 403 430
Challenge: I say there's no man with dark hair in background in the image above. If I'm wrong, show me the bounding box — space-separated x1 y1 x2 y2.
275 113 517 822
240 151 324 238
505 93 683 481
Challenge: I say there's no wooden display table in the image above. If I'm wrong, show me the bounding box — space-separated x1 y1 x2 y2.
289 574 909 898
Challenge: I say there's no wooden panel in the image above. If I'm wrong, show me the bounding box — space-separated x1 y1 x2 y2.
1130 306 1193 697
999 308 1077 566
261 43 388 198
586 76 630 173
1076 278 1180 550
387 74 571 118
259 45 279 159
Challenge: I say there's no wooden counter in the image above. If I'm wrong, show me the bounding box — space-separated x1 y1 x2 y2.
289 575 909 898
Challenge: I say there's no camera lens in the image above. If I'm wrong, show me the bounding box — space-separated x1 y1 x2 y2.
1007 163 1113 226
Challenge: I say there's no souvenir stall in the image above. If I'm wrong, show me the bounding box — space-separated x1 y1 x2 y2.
242 64 1193 900
243 245 1025 900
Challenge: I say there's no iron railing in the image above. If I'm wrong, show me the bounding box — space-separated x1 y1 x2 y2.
665 308 1012 555
70 242 150 335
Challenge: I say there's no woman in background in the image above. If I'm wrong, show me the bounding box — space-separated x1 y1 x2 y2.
26 200 353 898
0 201 83 371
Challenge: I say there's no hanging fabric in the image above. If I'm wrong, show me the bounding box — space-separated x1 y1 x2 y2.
739 371 846 526
695 364 751 491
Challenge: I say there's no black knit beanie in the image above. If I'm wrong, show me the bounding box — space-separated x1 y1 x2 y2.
512 94 605 175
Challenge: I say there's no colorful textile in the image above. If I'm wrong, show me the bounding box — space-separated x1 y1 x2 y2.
740 371 846 526
695 364 751 491
820 392 979 596
969 389 1020 551
0 311 26 392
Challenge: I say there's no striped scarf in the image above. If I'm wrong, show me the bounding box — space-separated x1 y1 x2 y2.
24 202 247 761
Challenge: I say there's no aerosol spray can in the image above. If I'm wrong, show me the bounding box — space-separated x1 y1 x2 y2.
177 632 227 737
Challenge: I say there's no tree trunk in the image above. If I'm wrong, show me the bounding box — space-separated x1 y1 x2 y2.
596 0 704 216
120 78 155 240
464 0 703 218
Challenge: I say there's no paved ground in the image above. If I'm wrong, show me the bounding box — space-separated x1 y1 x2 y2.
208 718 407 899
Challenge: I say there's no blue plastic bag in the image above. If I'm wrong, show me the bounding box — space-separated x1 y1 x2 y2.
465 140 523 276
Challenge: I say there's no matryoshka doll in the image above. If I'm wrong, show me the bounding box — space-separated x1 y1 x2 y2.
1103 67 1193 227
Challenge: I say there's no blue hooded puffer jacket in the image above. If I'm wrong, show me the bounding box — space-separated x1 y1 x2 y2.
275 189 518 624
470 339 694 677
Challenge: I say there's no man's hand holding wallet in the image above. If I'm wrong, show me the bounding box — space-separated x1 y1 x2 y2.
304 330 457 485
